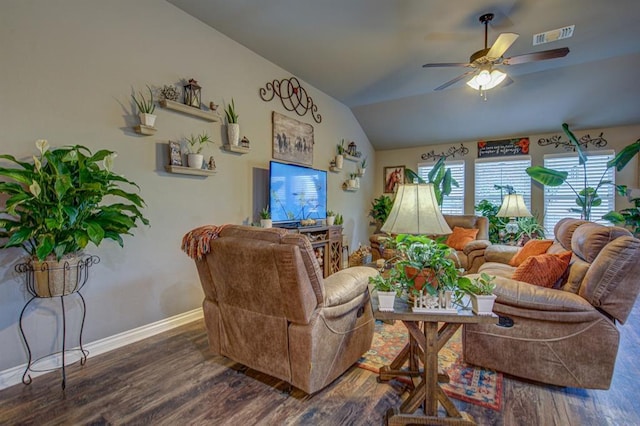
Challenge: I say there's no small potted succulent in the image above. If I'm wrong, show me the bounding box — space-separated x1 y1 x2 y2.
347 173 358 189
335 139 345 169
369 269 402 312
326 210 336 226
185 132 213 169
260 206 272 228
358 157 367 176
224 99 240 146
131 85 156 127
457 272 497 315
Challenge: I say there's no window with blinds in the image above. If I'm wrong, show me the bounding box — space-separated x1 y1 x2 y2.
474 156 531 211
543 151 615 232
417 160 465 214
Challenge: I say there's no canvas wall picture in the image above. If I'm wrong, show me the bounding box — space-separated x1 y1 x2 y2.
272 111 314 166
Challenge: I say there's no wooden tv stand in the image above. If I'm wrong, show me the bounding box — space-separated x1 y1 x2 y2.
279 225 343 277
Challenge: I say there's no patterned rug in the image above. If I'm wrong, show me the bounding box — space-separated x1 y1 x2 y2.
357 320 503 410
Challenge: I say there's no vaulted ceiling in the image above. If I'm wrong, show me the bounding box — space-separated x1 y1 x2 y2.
167 0 640 150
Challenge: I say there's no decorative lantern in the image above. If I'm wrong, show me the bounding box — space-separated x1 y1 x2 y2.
183 78 201 109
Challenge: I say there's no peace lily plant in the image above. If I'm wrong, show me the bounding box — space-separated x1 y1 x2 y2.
0 140 149 262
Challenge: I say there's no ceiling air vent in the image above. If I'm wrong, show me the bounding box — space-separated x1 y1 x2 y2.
533 25 575 45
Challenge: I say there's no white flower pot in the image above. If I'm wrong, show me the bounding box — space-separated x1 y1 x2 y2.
326 216 335 226
260 219 272 228
335 154 344 169
187 153 204 169
471 294 497 316
358 167 366 176
377 291 396 312
139 113 156 128
348 179 357 188
227 123 240 146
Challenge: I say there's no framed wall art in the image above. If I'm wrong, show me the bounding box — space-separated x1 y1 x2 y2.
272 111 314 166
383 165 405 193
168 141 182 166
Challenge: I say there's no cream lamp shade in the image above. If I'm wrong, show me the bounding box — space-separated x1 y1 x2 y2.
380 183 452 235
496 194 532 234
466 68 507 91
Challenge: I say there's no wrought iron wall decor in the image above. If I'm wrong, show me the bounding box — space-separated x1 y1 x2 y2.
538 132 607 151
259 77 322 123
420 144 469 161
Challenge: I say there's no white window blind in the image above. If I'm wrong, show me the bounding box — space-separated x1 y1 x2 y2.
543 151 615 232
474 156 531 211
417 160 465 214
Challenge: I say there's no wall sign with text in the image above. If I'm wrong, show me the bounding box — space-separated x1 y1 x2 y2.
477 138 530 158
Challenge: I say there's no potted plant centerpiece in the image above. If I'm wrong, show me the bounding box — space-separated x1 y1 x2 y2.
260 206 272 228
224 99 240 147
0 140 149 297
185 132 213 169
457 272 497 315
132 85 157 128
369 269 402 312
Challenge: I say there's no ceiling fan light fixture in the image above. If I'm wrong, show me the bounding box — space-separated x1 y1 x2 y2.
466 68 507 91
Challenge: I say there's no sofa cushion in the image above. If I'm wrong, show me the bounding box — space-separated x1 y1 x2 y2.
571 223 632 263
508 239 554 266
446 226 479 250
554 218 589 250
512 251 572 288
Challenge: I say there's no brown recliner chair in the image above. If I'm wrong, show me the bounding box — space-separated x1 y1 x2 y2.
463 218 640 389
187 225 377 394
369 214 491 273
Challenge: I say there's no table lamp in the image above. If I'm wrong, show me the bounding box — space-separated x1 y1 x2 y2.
381 183 452 235
496 193 532 234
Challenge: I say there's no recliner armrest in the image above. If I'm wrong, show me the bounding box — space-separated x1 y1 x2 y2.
323 266 378 307
463 239 491 255
485 244 519 264
492 276 594 313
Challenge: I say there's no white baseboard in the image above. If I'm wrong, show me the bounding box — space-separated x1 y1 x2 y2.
0 308 203 391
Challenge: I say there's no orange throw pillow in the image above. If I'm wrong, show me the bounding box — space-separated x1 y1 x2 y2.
512 251 572 288
446 227 479 251
508 239 554 266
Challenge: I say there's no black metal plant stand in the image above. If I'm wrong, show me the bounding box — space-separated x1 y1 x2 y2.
16 255 99 390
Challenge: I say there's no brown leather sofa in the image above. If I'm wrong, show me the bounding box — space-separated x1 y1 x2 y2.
188 225 378 394
369 214 491 273
463 218 640 389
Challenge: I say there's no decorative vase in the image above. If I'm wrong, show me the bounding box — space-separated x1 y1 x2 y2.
471 294 497 315
335 154 344 169
326 215 335 226
260 219 272 228
31 254 81 297
139 113 156 128
227 123 240 146
187 153 204 169
377 291 396 312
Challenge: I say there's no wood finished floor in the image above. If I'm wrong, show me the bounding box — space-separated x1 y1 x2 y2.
1 301 639 426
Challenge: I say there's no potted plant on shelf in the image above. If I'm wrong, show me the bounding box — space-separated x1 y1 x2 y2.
347 173 358 189
457 272 497 315
326 210 336 226
185 132 213 169
260 206 272 228
335 139 345 169
132 85 157 128
358 157 367 176
0 140 149 297
369 269 402 312
224 99 240 147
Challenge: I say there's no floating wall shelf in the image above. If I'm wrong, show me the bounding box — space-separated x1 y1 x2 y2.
133 125 157 136
343 186 358 192
329 166 342 172
159 99 219 122
343 154 360 162
165 165 217 176
222 145 250 155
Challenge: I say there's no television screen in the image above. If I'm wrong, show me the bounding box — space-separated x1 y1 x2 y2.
269 161 327 224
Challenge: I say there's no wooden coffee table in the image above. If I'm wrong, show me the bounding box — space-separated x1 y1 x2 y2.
372 296 497 425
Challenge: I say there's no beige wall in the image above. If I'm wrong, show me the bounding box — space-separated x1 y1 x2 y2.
373 124 640 227
0 1 375 373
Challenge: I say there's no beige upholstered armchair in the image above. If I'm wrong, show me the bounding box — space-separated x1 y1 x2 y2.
463 218 640 389
184 225 377 394
370 214 491 273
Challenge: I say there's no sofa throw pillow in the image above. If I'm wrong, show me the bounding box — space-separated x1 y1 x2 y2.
446 227 479 251
512 251 572 288
508 239 554 266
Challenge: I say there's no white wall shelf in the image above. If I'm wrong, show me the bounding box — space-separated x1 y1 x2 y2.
222 144 250 154
343 154 360 162
133 125 157 136
329 166 342 172
159 99 219 122
165 165 216 176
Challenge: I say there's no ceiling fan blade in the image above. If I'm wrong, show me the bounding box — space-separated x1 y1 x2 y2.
434 70 476 91
502 75 514 87
422 62 471 68
503 47 570 65
486 32 519 59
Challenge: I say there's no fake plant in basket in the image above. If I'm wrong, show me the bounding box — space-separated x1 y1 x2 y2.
0 140 149 296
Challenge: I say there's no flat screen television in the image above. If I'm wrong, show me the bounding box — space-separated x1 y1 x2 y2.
269 161 327 225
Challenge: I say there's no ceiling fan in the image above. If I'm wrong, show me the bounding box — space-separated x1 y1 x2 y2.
423 13 570 91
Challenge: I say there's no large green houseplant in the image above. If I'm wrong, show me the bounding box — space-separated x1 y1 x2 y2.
526 123 640 220
405 157 458 206
0 140 149 276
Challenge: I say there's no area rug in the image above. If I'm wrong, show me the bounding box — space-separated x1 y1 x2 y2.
357 320 503 410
